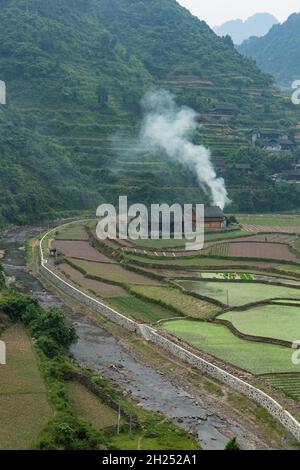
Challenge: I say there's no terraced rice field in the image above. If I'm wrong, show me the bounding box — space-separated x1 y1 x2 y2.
54 224 89 240
108 295 178 323
162 320 300 374
67 258 160 285
237 214 300 227
124 254 276 269
204 229 249 242
219 305 300 342
233 234 296 244
263 374 300 402
277 264 300 276
228 242 298 262
54 240 115 263
200 272 253 280
58 263 127 298
176 280 300 306
128 285 219 319
203 243 229 257
129 238 186 249
127 255 300 278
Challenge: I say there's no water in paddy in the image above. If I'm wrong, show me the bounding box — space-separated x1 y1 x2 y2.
0 225 266 450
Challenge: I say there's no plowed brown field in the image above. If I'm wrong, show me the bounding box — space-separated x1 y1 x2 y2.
233 234 296 244
58 263 127 298
228 242 299 262
54 240 115 263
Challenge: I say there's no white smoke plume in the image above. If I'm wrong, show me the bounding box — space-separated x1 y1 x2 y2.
139 90 230 210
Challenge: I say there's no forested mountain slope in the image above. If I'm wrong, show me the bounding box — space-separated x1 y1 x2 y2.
238 13 300 90
0 0 299 225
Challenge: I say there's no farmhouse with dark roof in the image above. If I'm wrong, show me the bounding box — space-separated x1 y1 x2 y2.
251 130 295 152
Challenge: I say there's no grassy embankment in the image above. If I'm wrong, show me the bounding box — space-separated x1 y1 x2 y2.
0 324 52 449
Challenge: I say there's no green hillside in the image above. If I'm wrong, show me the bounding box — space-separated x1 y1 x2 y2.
0 0 300 225
238 13 300 90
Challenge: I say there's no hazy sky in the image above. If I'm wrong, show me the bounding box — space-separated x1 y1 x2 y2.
178 0 300 26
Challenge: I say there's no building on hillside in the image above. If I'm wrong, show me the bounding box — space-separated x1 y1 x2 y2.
192 206 226 230
277 170 300 184
264 138 295 152
146 206 227 237
213 159 226 173
208 104 237 119
251 130 295 152
276 138 295 151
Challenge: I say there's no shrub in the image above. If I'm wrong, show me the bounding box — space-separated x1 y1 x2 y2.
37 335 61 358
28 307 77 350
0 292 77 356
37 414 102 450
225 437 240 450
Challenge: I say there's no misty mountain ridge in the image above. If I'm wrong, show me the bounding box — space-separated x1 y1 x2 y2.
238 13 300 89
214 12 278 45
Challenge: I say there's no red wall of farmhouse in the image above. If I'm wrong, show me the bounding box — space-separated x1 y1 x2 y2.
204 221 223 229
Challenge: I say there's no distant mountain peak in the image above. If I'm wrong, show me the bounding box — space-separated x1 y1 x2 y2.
238 12 300 89
214 12 278 45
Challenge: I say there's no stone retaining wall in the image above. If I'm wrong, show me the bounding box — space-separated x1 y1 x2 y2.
39 234 300 442
141 325 300 442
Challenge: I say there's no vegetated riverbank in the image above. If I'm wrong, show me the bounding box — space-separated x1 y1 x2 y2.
0 224 296 450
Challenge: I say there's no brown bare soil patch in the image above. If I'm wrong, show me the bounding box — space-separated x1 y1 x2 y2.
228 242 299 262
68 259 160 286
54 240 115 263
232 234 296 244
58 263 127 298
